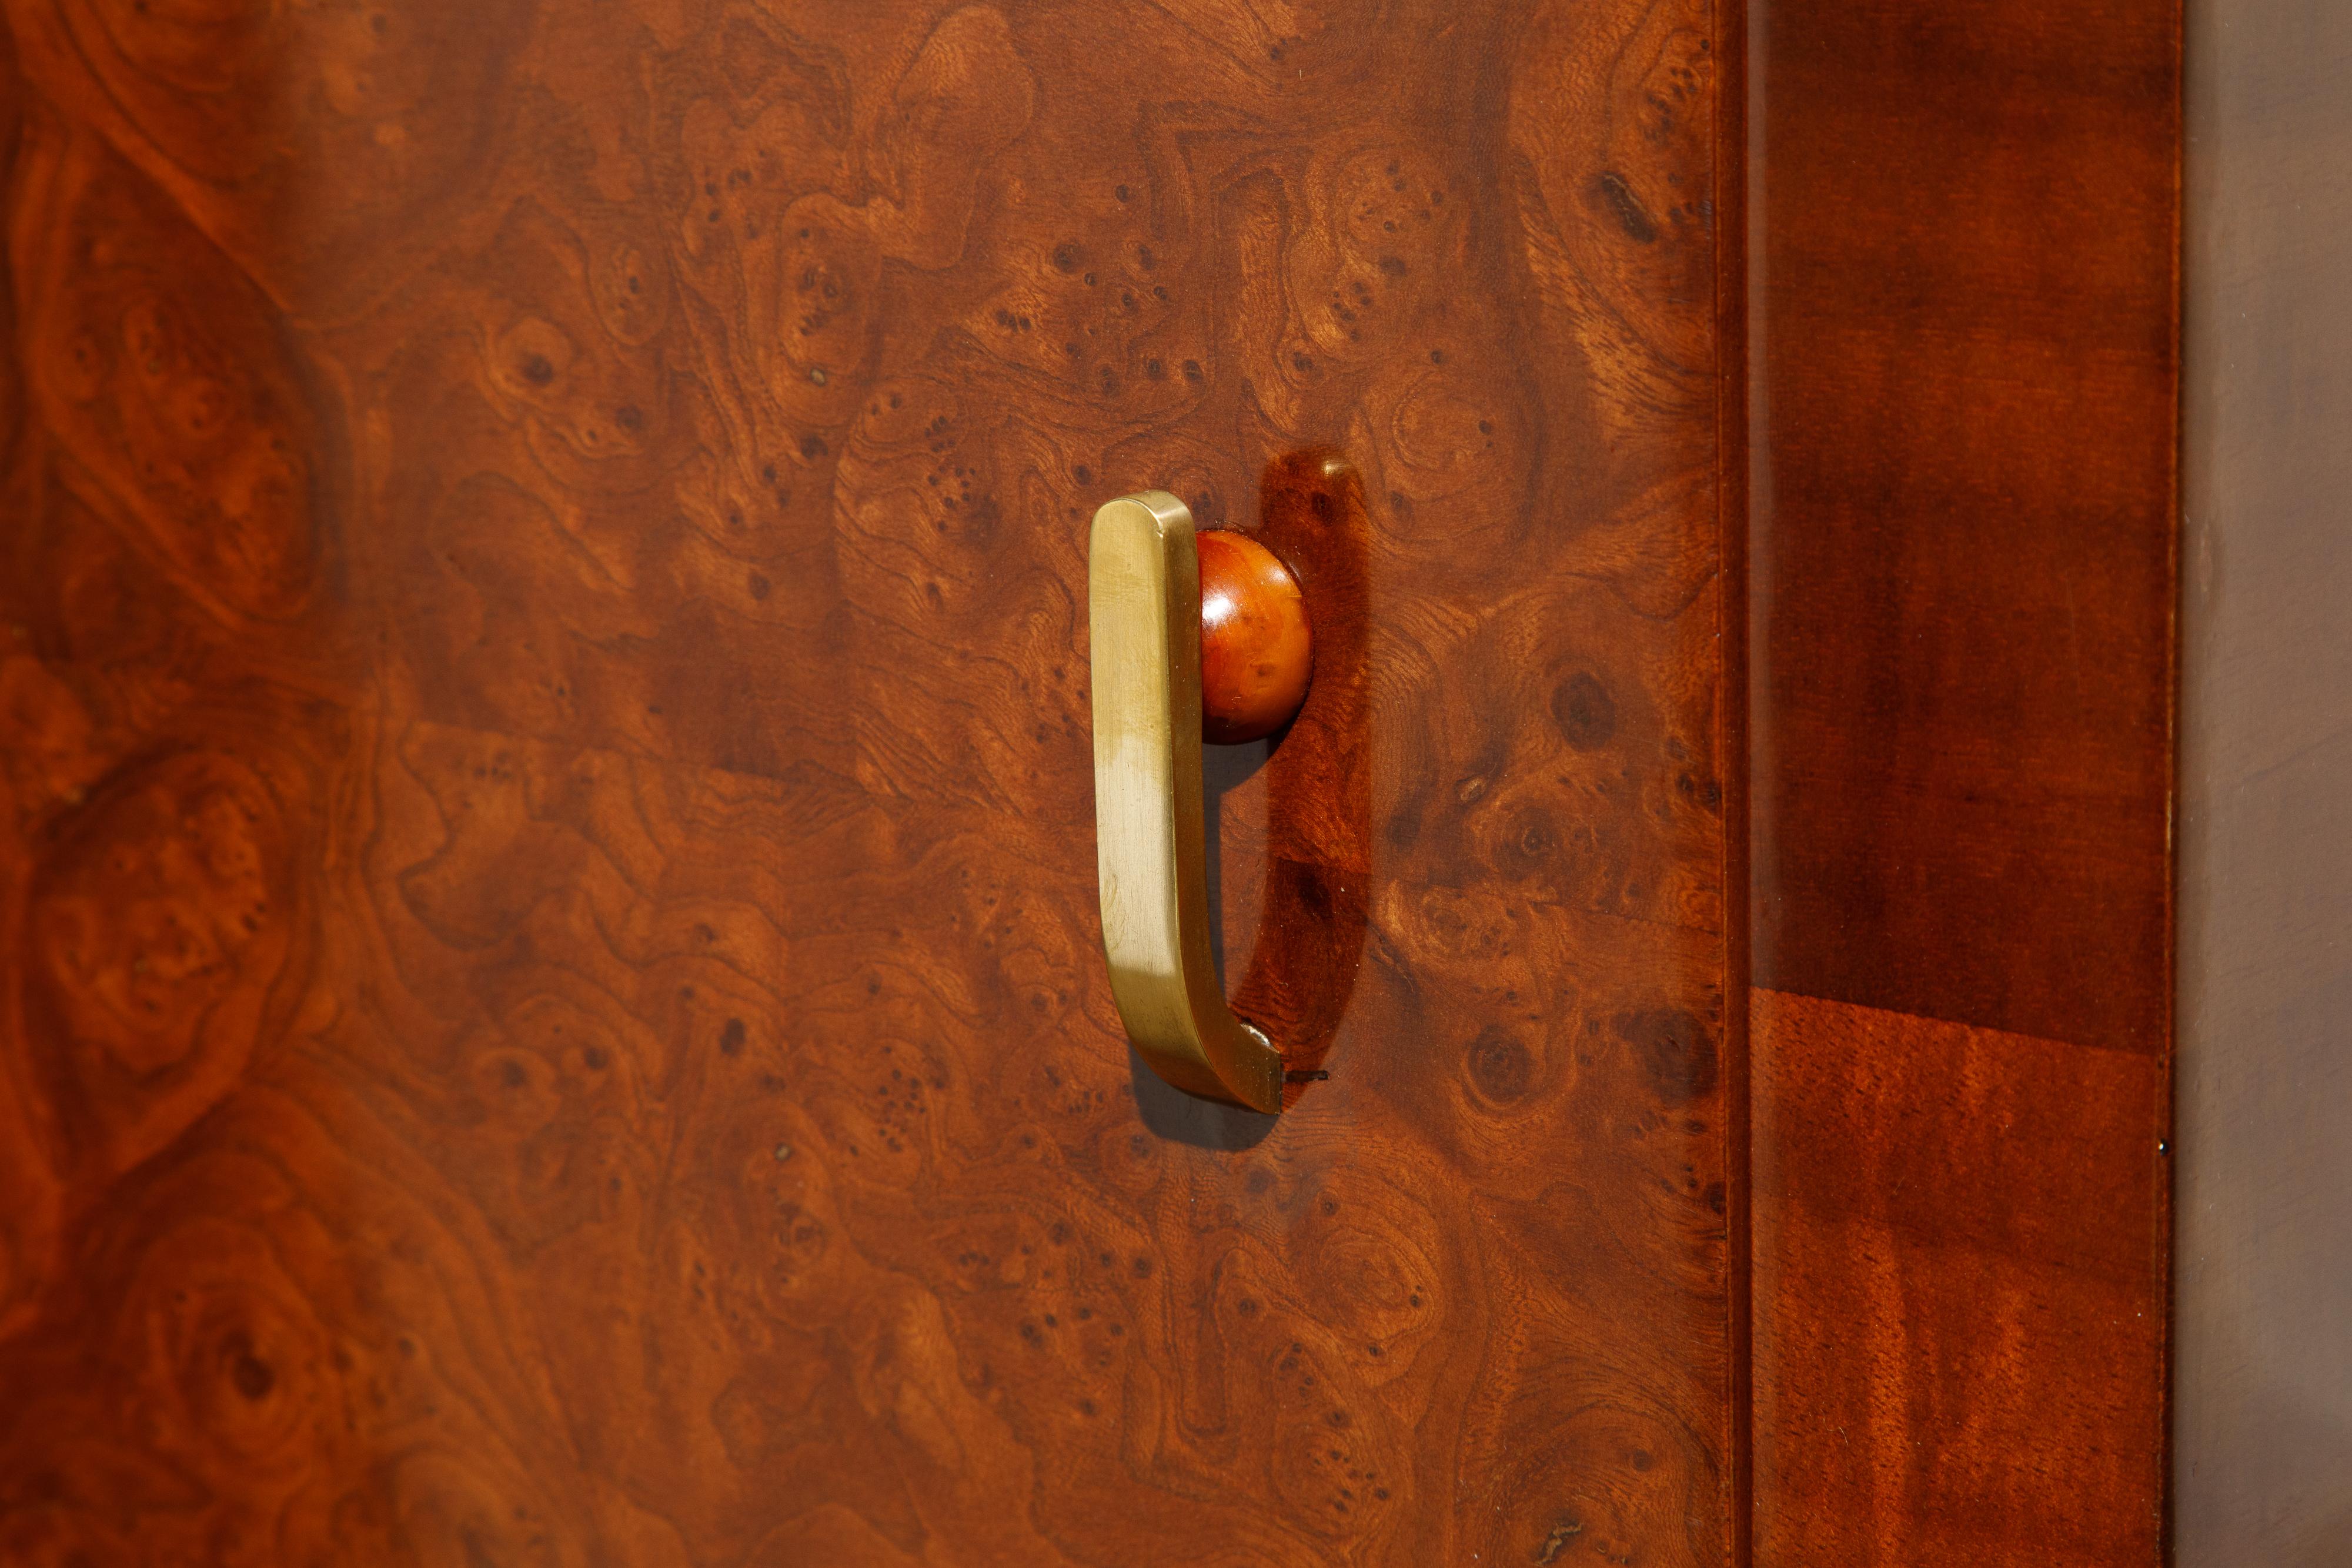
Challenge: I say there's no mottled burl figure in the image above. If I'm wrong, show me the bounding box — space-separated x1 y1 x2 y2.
0 1 1734 1563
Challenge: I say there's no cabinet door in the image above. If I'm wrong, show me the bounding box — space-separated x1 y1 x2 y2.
0 2 1738 1563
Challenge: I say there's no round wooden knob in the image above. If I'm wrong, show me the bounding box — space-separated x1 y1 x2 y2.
1198 530 1311 744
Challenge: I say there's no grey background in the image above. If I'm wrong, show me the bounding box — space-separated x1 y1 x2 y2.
2176 0 2352 1559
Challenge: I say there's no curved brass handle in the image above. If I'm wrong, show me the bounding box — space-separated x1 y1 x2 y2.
1089 491 1291 1113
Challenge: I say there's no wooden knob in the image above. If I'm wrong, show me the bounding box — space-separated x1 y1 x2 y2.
1198 530 1311 744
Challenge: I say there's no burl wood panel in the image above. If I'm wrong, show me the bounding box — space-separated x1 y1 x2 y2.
0 2 1739 1564
1748 0 2179 1559
1751 991 2166 1566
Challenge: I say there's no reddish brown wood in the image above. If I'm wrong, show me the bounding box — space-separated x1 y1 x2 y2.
1711 3 1753 1554
1752 990 2166 1566
1747 0 2180 1558
1198 529 1310 745
0 1 1740 1562
1750 0 2180 1057
1224 452 1374 1098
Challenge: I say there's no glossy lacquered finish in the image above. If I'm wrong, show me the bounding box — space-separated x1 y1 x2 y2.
1752 991 2166 1564
0 0 1740 1561
1747 0 2180 1558
1198 529 1311 744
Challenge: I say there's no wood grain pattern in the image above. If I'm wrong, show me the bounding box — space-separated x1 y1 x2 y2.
1749 0 2180 1055
1750 990 2166 1566
0 1 1739 1562
1747 0 2179 1557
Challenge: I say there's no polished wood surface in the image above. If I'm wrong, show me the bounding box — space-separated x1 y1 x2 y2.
2176 2 2352 1556
1750 1 2179 1057
1752 991 2166 1566
0 1 1740 1562
1197 530 1309 745
1746 0 2179 1558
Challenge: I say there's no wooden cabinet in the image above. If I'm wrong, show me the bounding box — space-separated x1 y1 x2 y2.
0 0 2340 1561
0 2 1743 1562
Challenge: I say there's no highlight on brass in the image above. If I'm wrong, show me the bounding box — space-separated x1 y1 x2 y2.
1087 491 1292 1113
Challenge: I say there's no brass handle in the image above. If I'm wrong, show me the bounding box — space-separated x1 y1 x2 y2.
1088 491 1299 1113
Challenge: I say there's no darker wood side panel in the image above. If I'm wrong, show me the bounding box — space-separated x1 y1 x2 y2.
1749 1 2181 1556
1751 989 2166 1566
1750 0 2181 1055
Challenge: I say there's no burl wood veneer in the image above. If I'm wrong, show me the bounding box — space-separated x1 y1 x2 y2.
0 1 1742 1563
